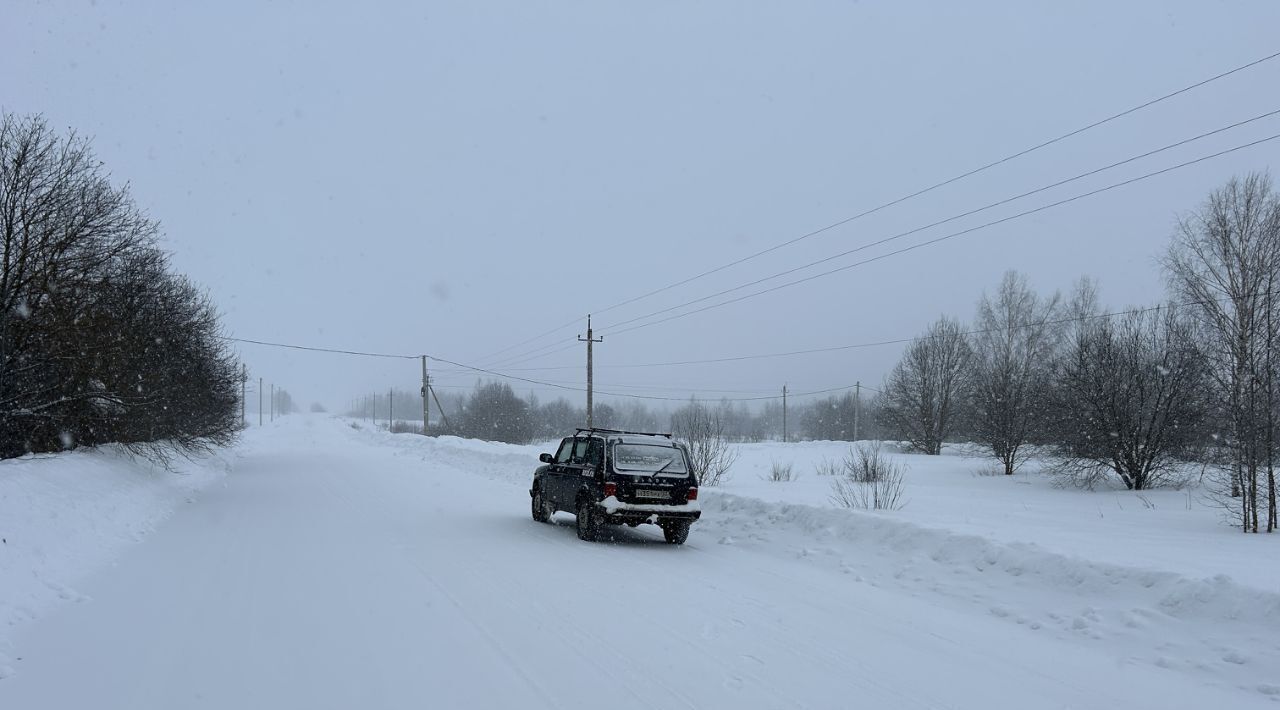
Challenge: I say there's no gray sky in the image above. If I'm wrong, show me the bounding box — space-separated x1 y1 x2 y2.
6 1 1280 412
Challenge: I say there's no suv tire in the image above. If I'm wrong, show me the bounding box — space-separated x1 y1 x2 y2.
661 520 690 545
531 486 552 523
576 498 601 542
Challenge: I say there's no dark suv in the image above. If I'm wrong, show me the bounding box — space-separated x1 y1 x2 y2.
530 427 701 544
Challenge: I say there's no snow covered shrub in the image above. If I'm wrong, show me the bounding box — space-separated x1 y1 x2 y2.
972 463 1006 477
768 460 796 482
829 442 906 510
813 457 841 477
390 421 424 435
843 440 892 483
672 400 738 486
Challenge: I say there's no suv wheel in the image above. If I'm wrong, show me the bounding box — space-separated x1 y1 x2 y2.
531 486 552 523
576 499 601 541
661 520 690 545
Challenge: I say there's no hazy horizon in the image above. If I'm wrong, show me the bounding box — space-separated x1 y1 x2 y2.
7 1 1279 413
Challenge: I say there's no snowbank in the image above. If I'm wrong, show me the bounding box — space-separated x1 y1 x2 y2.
698 491 1280 626
0 445 232 676
723 440 1280 590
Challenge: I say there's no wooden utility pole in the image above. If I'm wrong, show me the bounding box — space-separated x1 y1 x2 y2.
854 381 861 442
421 355 429 436
578 314 603 428
782 384 788 443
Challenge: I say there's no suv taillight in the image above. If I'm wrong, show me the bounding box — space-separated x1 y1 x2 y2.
603 482 618 498
686 487 698 501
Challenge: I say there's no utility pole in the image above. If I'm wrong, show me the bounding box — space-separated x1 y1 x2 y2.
427 353 437 434
782 384 788 443
429 382 453 432
578 314 603 428
241 363 247 426
258 377 263 426
854 381 861 442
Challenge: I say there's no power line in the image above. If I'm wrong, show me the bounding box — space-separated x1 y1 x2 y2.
484 110 1280 370
600 132 1280 338
470 315 580 367
495 288 1280 374
593 57 1280 321
224 290 1278 403
428 375 784 395
222 335 844 397
224 337 418 360
598 110 1280 335
425 352 867 402
470 49 1280 363
484 339 580 370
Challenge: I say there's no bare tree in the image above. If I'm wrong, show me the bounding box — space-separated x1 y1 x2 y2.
970 271 1061 474
1 114 160 455
671 399 738 486
879 316 973 455
1049 306 1208 490
1165 172 1280 531
1 114 240 461
460 381 531 443
1267 283 1279 530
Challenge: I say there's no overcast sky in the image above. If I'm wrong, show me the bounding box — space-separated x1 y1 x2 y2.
6 1 1280 413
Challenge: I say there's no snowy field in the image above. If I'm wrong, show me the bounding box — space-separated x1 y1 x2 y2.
1 414 1278 708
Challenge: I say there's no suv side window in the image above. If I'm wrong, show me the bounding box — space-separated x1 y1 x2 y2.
586 438 603 468
570 437 591 465
554 438 573 464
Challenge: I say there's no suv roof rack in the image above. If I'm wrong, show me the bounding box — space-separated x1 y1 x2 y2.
575 426 674 439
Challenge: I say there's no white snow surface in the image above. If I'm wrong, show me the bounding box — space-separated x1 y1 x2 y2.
1 415 1278 708
0 444 234 680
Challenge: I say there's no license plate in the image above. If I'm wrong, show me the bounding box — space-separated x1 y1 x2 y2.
635 489 668 500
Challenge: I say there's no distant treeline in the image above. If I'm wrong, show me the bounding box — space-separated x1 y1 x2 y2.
347 380 883 446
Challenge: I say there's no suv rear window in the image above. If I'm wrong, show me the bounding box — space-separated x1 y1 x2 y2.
613 443 688 474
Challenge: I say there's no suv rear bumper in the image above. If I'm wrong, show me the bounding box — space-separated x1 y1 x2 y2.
602 509 702 525
599 497 701 524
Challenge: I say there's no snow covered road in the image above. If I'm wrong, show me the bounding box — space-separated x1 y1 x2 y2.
1 417 1276 709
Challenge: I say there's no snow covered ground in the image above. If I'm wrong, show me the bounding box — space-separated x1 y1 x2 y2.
1 415 1277 708
0 444 235 680
722 441 1280 590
